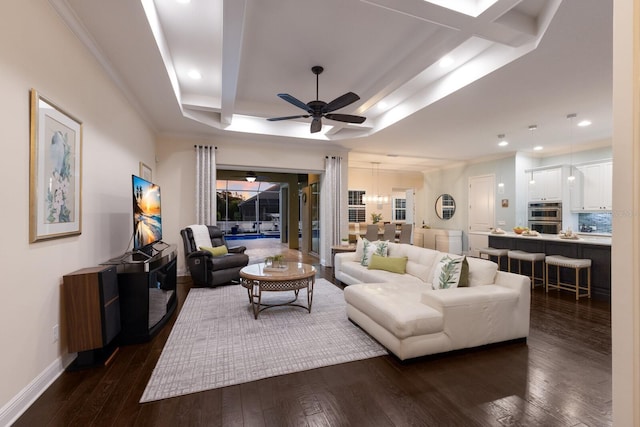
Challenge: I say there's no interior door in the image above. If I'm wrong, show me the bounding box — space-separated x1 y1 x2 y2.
405 189 415 225
468 174 495 233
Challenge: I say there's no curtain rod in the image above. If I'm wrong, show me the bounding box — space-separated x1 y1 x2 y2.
194 145 218 149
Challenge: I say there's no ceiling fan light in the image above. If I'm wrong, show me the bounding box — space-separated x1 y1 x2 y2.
439 56 454 68
245 176 256 182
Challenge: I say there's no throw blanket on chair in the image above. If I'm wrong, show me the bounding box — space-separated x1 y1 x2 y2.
188 224 212 249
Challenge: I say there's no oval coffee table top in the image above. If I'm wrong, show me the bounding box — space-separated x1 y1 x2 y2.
240 262 315 281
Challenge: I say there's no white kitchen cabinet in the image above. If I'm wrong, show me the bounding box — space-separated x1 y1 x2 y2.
576 162 612 211
528 167 562 201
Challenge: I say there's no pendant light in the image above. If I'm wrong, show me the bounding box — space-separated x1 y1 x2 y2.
528 125 537 184
497 134 506 191
362 162 389 205
567 113 577 183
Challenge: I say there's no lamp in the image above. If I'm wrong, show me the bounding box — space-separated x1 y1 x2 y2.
498 133 508 147
567 113 577 182
528 125 537 184
245 171 257 182
362 162 389 204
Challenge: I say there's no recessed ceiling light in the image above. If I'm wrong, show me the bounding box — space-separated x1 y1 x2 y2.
187 69 202 80
578 119 592 127
533 145 543 151
439 56 454 68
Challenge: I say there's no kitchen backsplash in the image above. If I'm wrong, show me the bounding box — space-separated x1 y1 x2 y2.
578 212 612 233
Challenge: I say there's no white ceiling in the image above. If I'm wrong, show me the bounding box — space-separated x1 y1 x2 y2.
53 0 612 172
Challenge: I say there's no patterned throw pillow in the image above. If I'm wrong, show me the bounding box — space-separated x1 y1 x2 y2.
361 239 389 266
432 255 465 289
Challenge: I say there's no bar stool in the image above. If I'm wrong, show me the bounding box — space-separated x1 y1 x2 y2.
507 250 546 289
478 247 508 271
545 255 591 300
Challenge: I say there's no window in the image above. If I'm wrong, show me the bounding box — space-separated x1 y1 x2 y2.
392 197 407 221
348 190 366 222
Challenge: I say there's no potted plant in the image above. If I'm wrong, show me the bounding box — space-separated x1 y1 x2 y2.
341 237 350 246
266 254 285 268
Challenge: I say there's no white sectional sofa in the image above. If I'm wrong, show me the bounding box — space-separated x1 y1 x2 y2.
336 241 530 360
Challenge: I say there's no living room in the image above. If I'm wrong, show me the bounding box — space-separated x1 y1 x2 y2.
1 0 638 426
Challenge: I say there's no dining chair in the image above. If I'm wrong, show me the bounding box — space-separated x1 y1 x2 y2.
364 224 380 241
398 224 413 244
383 223 396 241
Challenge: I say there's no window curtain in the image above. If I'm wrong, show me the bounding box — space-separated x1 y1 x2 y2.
324 156 343 266
195 145 217 225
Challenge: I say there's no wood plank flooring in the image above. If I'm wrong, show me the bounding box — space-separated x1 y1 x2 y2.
14 242 612 426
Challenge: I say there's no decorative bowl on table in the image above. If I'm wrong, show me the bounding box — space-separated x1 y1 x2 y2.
513 226 528 235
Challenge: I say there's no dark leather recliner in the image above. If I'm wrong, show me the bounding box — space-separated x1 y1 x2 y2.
180 226 249 287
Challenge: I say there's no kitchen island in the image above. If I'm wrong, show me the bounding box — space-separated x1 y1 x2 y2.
477 232 611 300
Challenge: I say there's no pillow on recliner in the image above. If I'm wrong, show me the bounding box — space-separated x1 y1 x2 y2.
200 245 228 256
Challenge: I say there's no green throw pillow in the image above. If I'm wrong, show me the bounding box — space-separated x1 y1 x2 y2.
458 257 469 287
367 254 408 274
200 245 228 256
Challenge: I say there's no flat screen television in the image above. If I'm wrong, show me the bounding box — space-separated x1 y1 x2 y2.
132 174 162 253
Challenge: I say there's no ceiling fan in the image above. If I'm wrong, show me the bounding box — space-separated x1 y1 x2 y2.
267 66 367 134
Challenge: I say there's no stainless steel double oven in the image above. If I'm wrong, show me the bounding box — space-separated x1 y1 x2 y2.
528 202 562 234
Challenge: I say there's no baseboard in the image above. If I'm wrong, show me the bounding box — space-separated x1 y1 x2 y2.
0 353 75 427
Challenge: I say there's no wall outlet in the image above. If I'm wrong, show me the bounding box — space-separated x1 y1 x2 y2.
53 324 59 342
497 220 506 225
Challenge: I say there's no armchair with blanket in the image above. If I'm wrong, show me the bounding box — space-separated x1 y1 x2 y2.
180 225 249 287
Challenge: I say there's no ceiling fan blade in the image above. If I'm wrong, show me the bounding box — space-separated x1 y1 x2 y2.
324 113 366 124
277 93 312 112
323 92 360 113
310 117 322 133
267 114 310 121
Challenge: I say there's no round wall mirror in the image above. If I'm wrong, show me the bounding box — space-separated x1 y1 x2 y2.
435 194 456 220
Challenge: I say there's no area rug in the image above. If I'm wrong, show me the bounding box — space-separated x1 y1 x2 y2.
140 279 387 402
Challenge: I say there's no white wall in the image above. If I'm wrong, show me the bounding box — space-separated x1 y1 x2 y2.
347 167 424 225
611 0 639 424
0 1 155 423
156 135 348 274
423 156 515 252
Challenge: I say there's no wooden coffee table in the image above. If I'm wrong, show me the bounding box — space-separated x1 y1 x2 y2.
239 262 316 319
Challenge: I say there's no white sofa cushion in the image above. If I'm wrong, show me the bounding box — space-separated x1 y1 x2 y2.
421 285 520 348
387 243 440 283
345 283 443 339
340 259 424 286
466 256 499 286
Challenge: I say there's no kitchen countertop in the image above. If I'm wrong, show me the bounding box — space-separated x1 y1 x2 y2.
471 231 611 246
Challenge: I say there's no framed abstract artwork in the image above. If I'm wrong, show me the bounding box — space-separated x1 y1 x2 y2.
29 89 83 242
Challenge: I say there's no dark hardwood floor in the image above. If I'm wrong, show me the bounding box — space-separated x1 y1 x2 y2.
14 246 611 426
